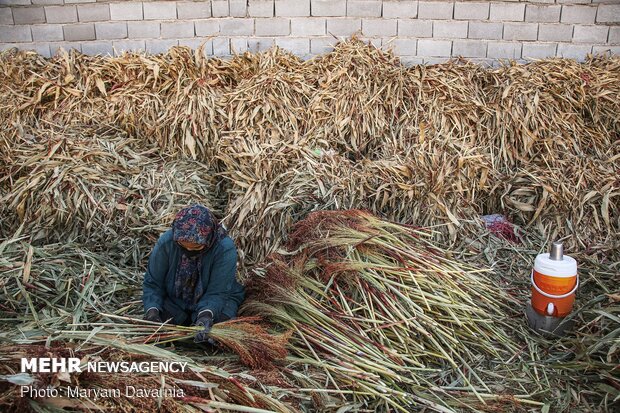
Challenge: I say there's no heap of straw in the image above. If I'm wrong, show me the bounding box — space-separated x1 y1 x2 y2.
0 39 618 412
0 124 224 249
2 40 618 266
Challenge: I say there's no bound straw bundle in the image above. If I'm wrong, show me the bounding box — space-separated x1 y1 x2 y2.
55 315 292 371
245 210 525 411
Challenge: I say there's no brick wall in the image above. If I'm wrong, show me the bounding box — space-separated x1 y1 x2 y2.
0 0 618 64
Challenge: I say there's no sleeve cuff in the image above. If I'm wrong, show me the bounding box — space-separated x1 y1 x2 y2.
197 309 214 319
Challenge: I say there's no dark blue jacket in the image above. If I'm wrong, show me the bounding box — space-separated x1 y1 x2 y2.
142 229 244 321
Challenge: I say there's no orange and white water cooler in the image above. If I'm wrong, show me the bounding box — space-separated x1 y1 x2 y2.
526 242 578 335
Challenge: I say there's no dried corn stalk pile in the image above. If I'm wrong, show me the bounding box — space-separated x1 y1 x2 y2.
1 40 618 266
0 124 224 252
482 58 620 253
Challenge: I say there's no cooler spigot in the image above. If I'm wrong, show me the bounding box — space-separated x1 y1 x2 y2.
550 241 563 261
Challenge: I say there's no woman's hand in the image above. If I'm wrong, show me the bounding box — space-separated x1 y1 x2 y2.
194 310 214 343
144 308 162 323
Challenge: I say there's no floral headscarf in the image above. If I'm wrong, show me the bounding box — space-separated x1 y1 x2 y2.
172 205 228 304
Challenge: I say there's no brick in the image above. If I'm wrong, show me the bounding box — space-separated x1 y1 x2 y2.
417 39 451 57
0 26 31 42
525 5 561 23
110 3 142 21
522 43 557 59
256 17 289 35
31 24 63 41
220 18 253 36
309 37 332 53
45 6 78 23
128 21 160 38
538 24 573 42
179 38 213 55
557 43 591 61
362 18 396 37
560 6 596 24
112 40 146 56
471 58 496 68
65 0 98 3
13 7 46 24
468 22 502 40
327 18 361 36
195 20 220 36
248 37 275 52
311 0 344 17
393 38 417 56
276 0 310 17
81 41 113 56
399 56 424 66
50 41 81 55
365 37 381 49
212 0 229 17
0 8 13 25
161 21 194 38
423 57 449 65
489 3 525 22
63 23 94 41
383 1 418 19
347 1 381 18
212 37 229 55
249 1 274 17
398 19 432 37
95 22 127 39
573 25 609 43
557 0 591 4
487 41 521 59
177 1 211 19
596 5 620 24
291 17 326 36
0 43 19 52
146 39 178 54
32 0 63 4
609 27 620 45
452 40 487 58
592 45 620 55
418 1 453 20
31 43 52 57
504 23 538 41
230 0 247 17
0 0 30 4
230 38 248 53
77 3 109 22
434 20 467 39
275 37 309 55
454 2 488 21
144 2 176 20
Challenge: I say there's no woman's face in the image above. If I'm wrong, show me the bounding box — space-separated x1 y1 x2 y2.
177 240 206 251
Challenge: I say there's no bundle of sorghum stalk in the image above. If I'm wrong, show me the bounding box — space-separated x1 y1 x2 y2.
244 210 529 412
